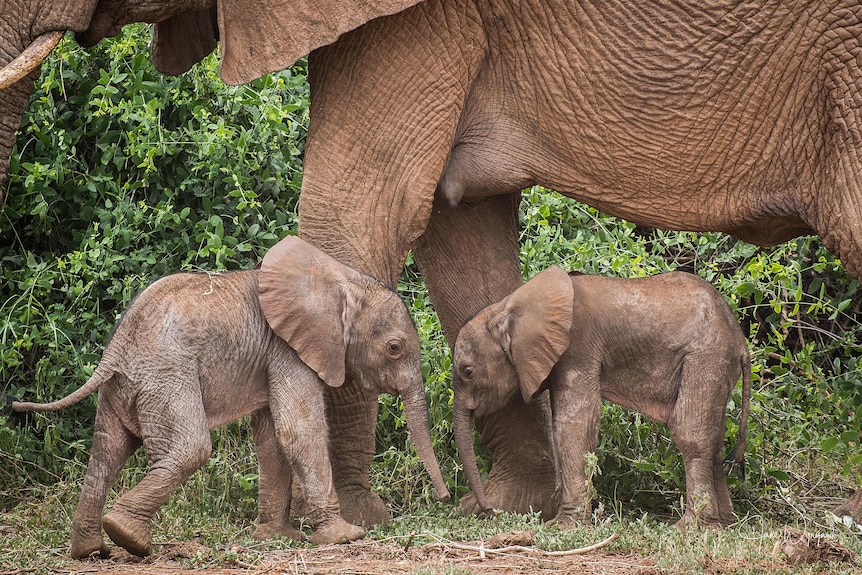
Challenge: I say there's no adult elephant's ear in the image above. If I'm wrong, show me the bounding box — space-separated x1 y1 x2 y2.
216 0 425 85
152 8 219 76
258 236 360 388
490 266 574 403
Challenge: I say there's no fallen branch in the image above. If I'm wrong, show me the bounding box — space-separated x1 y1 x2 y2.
423 531 619 558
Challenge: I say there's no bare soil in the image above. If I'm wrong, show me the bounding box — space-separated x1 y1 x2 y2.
12 525 857 574
43 535 799 575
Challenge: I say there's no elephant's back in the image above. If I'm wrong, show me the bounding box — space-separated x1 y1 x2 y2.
107 269 272 364
569 271 745 352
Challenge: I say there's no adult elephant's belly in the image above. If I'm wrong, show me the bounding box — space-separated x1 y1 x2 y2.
443 90 823 248
443 112 820 248
442 0 828 248
558 183 817 248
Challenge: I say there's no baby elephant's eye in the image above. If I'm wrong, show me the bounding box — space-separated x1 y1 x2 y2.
461 365 474 380
386 339 403 358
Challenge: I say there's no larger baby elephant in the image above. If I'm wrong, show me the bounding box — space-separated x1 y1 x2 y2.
453 266 751 527
12 236 449 558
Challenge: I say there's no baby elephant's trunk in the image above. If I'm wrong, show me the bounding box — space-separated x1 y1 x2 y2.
400 384 450 502
453 401 492 513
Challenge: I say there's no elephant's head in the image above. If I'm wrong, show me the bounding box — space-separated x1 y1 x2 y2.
451 266 573 513
0 0 423 197
256 235 450 502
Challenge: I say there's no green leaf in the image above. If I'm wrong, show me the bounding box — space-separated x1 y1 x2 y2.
840 431 860 444
821 437 840 453
767 469 790 481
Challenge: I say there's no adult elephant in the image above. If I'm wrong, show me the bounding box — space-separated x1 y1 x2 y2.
4 0 862 523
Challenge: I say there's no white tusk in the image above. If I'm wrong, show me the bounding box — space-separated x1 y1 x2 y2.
0 30 65 90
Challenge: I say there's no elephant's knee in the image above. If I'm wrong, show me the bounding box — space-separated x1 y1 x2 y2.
176 437 212 473
191 441 212 469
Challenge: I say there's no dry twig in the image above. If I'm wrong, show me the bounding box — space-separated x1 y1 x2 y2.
422 531 619 558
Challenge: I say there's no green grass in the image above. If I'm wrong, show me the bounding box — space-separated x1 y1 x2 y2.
3 479 862 574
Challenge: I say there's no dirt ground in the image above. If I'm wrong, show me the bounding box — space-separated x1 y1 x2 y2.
41 531 822 575
11 526 856 574
55 540 662 575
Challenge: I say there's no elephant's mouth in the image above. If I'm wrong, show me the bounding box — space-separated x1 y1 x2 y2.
0 31 65 90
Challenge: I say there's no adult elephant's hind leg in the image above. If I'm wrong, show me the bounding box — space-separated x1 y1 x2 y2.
414 194 558 519
813 149 862 523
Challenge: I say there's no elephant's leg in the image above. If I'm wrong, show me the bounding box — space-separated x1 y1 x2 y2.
815 154 862 522
102 387 212 557
70 400 140 559
667 362 733 527
549 373 601 526
832 491 862 523
297 0 485 526
268 367 364 545
414 194 557 518
712 455 736 525
250 407 305 542
667 446 728 528
320 382 386 527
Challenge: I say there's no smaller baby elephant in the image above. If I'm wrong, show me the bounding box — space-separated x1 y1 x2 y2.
452 266 751 527
13 236 449 558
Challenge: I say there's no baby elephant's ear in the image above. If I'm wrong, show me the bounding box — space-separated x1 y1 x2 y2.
493 266 574 402
258 236 360 387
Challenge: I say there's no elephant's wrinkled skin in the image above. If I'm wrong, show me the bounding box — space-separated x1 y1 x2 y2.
4 0 862 522
12 236 449 558
452 266 753 527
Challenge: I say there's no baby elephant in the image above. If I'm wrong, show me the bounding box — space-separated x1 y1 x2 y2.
13 236 449 558
453 266 751 527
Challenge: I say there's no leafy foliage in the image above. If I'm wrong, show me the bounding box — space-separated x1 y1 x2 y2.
3 27 862 531
519 188 862 518
1 27 305 500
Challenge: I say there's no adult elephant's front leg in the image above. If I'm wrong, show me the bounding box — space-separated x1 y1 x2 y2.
277 361 383 526
321 381 386 526
414 194 558 519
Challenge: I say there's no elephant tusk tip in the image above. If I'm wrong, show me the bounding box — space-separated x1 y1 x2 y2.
0 30 65 90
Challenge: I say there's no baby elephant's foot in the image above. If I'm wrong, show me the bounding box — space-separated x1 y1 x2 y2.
252 520 307 542
102 509 153 557
309 518 365 546
70 532 111 559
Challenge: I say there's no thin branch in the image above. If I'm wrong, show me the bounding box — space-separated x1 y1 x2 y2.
422 531 619 557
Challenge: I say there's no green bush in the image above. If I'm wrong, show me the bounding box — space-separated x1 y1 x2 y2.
519 187 862 517
1 27 306 504
3 27 862 525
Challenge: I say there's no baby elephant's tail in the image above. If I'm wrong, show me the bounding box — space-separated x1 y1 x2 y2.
11 364 114 412
727 352 752 466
